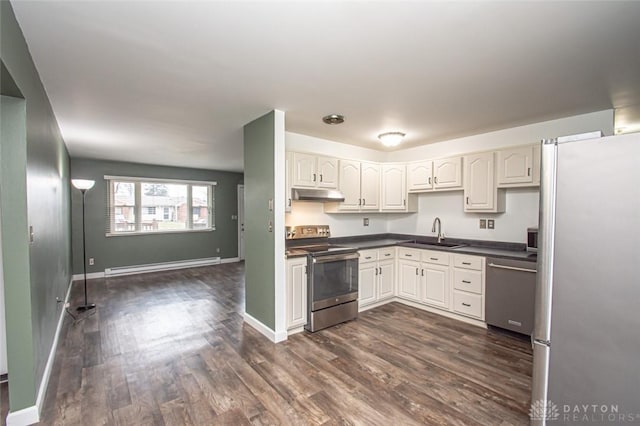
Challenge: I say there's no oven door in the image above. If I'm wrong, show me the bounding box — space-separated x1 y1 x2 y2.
309 252 359 311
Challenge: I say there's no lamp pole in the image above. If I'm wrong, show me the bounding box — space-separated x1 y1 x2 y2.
72 179 96 312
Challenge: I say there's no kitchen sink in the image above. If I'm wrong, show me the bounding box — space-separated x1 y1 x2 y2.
406 240 467 249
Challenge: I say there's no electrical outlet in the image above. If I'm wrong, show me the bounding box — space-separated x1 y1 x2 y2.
216 248 220 253
488 219 495 229
89 257 95 265
479 219 487 229
363 218 369 226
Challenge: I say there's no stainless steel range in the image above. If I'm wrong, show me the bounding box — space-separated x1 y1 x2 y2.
286 225 359 332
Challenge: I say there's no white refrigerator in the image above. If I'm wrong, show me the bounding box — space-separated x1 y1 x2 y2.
531 132 640 425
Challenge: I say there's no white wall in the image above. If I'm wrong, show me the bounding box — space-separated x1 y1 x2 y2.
387 110 613 162
387 188 539 243
285 110 614 242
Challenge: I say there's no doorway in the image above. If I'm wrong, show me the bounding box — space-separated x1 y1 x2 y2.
237 184 245 260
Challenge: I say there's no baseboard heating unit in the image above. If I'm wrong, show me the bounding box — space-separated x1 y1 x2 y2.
104 257 221 277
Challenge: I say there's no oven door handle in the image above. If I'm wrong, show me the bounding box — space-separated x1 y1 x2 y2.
312 252 360 263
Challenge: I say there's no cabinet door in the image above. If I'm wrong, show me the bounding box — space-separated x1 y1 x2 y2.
358 263 377 307
316 156 338 188
360 162 380 210
533 143 541 186
433 157 462 189
381 164 407 210
285 152 292 212
421 263 449 309
338 160 362 211
398 260 420 301
292 153 317 188
287 259 307 329
464 152 495 211
378 260 395 301
497 146 533 185
407 161 433 192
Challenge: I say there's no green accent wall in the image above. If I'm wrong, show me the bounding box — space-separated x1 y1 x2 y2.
70 158 243 274
243 112 276 330
1 1 73 412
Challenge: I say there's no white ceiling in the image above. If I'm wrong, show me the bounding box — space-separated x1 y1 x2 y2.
11 1 640 173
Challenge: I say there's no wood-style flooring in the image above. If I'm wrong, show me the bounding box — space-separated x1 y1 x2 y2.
33 262 532 425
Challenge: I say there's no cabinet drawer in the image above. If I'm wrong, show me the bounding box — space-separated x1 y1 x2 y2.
398 247 420 260
421 250 450 266
452 291 482 319
378 247 395 260
453 269 482 294
453 254 483 270
359 249 378 263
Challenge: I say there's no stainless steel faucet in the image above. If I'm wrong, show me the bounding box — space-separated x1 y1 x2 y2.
432 217 444 243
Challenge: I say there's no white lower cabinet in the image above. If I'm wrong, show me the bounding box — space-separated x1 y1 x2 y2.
358 248 396 308
451 254 485 320
286 257 307 331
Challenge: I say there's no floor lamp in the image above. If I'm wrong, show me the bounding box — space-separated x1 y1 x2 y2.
71 179 96 312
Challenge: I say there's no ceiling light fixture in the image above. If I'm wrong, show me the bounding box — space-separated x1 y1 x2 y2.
378 132 406 147
322 114 345 125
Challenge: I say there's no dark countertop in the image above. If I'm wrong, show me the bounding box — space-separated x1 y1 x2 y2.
286 233 536 262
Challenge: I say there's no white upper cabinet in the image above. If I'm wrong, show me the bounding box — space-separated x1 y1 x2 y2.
292 153 338 189
381 164 411 211
408 157 462 192
360 162 380 210
331 160 380 212
433 157 462 189
497 146 534 186
464 152 505 212
316 156 339 188
533 143 541 186
407 161 433 191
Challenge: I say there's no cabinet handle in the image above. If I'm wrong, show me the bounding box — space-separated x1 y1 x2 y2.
462 302 471 307
430 257 438 261
384 253 391 257
288 198 292 207
365 256 372 260
428 177 432 184
462 280 471 284
434 176 438 184
415 268 419 275
466 196 470 205
527 167 531 177
378 267 382 274
405 254 413 257
358 198 362 206
313 173 316 182
320 174 323 182
403 199 406 206
375 267 378 276
421 269 424 276
362 198 365 205
462 262 471 265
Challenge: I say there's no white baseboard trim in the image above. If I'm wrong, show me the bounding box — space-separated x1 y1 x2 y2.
71 271 105 281
243 312 287 343
220 257 240 264
104 257 221 277
286 326 305 336
6 405 38 426
5 278 72 426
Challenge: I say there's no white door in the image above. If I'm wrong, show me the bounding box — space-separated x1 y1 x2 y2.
381 164 407 210
338 160 361 211
377 260 395 301
433 157 462 189
292 153 317 187
407 161 433 192
464 152 495 211
237 185 245 260
360 162 380 210
358 263 377 307
422 263 450 309
287 258 307 329
316 156 339 188
397 260 420 301
497 146 533 185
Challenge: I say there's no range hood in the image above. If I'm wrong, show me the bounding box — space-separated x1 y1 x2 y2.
291 188 345 202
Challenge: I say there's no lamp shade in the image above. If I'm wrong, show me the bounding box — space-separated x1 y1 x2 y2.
71 179 95 190
378 132 405 147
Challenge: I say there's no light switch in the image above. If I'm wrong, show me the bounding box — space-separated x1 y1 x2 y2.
363 218 369 226
479 219 487 229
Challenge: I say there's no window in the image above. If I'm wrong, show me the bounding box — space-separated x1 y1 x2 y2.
106 176 215 235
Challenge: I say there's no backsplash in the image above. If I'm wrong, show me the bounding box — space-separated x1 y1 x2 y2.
285 202 388 237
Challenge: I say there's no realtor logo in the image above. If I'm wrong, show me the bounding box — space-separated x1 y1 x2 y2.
530 400 560 421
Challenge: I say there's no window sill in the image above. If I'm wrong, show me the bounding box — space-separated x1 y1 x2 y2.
106 228 215 237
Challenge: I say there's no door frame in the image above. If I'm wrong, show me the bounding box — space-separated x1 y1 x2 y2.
237 184 245 260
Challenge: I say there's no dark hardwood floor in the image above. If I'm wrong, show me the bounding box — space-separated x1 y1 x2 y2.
32 262 531 425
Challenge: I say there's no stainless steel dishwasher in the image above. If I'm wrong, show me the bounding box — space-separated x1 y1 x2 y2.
486 257 537 336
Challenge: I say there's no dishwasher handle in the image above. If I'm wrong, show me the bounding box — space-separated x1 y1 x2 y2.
488 262 537 274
